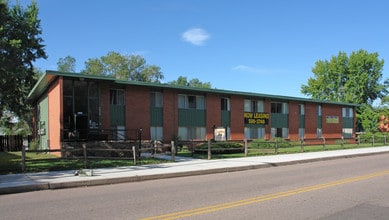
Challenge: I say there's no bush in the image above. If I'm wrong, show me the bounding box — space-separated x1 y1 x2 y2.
194 141 244 154
249 138 292 149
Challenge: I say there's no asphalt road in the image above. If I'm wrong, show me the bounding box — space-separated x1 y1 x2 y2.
1 154 389 220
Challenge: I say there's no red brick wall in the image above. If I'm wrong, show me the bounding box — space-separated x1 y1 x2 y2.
304 102 318 139
322 104 342 138
126 86 150 139
264 99 271 139
288 101 299 140
230 95 244 140
162 89 178 142
206 93 221 140
100 83 110 130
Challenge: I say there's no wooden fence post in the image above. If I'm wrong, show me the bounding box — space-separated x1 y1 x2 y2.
132 146 137 165
171 141 175 162
207 139 211 160
275 139 278 154
300 138 304 152
244 139 248 157
21 145 26 172
82 143 87 169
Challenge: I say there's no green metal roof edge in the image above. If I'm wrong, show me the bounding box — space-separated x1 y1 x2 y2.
28 70 359 107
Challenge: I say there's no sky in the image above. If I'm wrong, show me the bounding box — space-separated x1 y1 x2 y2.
18 0 389 98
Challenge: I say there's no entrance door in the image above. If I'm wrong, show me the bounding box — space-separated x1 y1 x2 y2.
38 95 49 150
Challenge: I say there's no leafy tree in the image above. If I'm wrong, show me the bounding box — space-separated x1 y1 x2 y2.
57 55 76 72
81 51 164 83
0 1 47 131
301 50 387 105
169 76 212 88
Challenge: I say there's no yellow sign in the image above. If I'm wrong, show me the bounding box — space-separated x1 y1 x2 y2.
244 112 269 125
326 116 339 124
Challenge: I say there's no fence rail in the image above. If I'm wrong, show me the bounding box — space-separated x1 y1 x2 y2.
0 135 26 152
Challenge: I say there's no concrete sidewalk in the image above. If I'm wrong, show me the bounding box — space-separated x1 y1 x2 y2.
1 146 389 194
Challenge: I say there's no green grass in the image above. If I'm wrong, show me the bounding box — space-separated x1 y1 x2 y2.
177 142 386 159
1 141 385 175
0 152 168 175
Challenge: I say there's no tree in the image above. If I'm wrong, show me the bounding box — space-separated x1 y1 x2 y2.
169 76 212 88
301 50 387 105
57 55 76 72
81 51 164 83
0 1 47 131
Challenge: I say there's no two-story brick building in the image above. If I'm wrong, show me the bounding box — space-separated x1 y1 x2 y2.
27 71 357 151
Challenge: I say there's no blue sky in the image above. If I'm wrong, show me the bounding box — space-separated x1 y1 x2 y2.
19 0 389 98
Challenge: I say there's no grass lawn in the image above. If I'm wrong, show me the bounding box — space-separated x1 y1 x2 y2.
0 152 168 175
177 142 384 159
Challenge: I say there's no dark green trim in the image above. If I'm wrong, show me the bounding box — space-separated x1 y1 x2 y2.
178 109 206 126
271 113 289 128
150 107 163 126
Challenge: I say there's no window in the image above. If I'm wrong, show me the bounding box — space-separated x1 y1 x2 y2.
342 128 353 138
244 99 264 112
110 89 124 105
299 104 305 115
271 128 288 138
244 127 265 139
317 105 322 116
271 102 288 114
178 127 206 140
178 94 205 109
299 128 305 139
317 128 322 138
150 92 163 108
342 107 353 118
221 98 230 111
150 126 163 140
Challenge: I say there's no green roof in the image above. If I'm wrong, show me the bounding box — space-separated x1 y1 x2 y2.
27 70 359 107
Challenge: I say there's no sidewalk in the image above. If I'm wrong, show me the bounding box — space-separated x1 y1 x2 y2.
1 146 389 194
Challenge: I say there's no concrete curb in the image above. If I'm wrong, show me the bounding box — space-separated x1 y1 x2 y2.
1 150 389 195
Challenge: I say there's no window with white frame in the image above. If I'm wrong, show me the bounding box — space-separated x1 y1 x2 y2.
271 102 288 114
299 104 305 115
178 127 206 140
299 128 305 139
271 127 289 138
317 105 322 116
221 97 230 111
178 94 205 109
150 92 163 108
317 128 322 138
244 127 265 139
244 99 264 112
110 89 125 105
150 126 163 141
342 107 353 118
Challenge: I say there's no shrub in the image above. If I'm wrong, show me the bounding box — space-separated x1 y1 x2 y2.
194 141 244 154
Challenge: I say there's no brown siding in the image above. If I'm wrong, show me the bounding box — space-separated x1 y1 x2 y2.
230 95 244 140
163 89 177 142
100 83 110 130
322 104 342 138
126 86 150 139
304 102 318 139
206 93 221 140
48 78 62 156
288 101 299 140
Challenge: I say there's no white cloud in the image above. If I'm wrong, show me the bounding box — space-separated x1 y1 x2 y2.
182 28 210 46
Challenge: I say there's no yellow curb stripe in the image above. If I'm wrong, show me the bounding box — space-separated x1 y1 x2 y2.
141 170 389 220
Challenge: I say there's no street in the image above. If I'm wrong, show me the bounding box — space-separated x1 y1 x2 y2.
1 153 389 220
